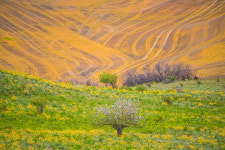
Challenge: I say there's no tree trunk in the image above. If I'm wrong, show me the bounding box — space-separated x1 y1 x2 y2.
111 83 116 89
117 128 123 137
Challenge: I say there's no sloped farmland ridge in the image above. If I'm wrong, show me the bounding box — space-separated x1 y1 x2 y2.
0 0 225 82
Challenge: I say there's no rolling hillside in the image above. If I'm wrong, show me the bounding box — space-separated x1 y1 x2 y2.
0 70 225 149
0 0 225 83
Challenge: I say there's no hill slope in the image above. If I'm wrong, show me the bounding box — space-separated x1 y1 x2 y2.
0 70 225 149
0 0 225 82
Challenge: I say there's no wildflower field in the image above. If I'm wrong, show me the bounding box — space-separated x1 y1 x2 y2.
0 70 225 149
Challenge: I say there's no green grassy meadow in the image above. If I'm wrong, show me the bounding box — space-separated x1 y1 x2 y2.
0 70 225 149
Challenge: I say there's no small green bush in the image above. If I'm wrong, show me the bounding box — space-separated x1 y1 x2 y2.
196 80 202 86
31 96 48 113
180 83 184 87
127 87 133 91
120 86 127 90
120 86 134 91
217 78 220 82
167 76 175 82
135 85 147 92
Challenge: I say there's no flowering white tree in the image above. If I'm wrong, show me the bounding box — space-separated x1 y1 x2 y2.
95 99 141 136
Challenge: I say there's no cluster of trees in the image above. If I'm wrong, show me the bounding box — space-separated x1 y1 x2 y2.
71 62 194 88
123 62 195 86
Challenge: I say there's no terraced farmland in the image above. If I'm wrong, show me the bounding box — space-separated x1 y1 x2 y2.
1 0 225 83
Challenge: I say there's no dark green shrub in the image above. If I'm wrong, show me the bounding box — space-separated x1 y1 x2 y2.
135 85 147 92
180 83 184 87
127 87 133 91
120 86 127 90
167 76 175 82
196 80 202 86
217 78 220 82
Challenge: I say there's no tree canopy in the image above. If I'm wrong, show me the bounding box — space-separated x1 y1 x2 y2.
99 72 118 88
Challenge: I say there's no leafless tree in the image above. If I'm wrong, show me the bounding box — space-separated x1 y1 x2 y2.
171 63 193 80
136 74 147 85
164 63 171 78
171 63 182 79
180 64 193 80
123 62 194 86
123 69 138 86
154 62 164 81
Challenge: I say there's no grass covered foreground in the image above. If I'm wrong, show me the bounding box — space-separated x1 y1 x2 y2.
0 70 225 149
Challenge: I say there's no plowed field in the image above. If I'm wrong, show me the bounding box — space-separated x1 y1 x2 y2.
1 0 225 82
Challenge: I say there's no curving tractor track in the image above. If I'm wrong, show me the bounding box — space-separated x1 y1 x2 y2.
0 0 225 83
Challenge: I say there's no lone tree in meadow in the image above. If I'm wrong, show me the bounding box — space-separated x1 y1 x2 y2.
95 99 141 136
99 72 118 88
31 96 48 113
